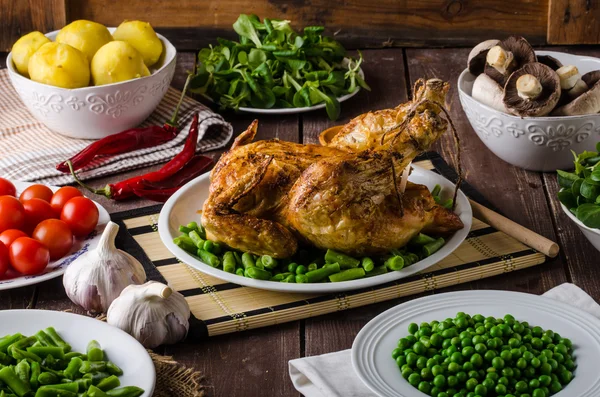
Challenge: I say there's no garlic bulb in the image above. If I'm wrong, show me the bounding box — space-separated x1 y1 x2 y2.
107 281 190 348
63 221 146 312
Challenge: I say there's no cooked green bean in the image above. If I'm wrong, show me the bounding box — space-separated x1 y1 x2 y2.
105 386 144 397
431 184 441 197
74 378 91 392
244 267 272 280
15 360 30 386
178 225 193 234
422 237 445 257
13 348 41 363
0 351 11 365
86 342 103 363
83 372 110 386
197 249 220 267
34 332 56 349
324 249 359 269
385 256 404 271
188 230 205 248
96 375 120 391
410 233 437 246
40 382 79 392
27 347 64 360
223 252 236 273
87 385 109 397
0 366 30 397
305 263 340 283
38 372 59 385
235 268 245 276
173 235 197 254
34 389 77 397
104 363 122 378
287 263 298 273
0 334 23 353
361 257 374 272
307 263 318 272
232 251 242 266
366 265 388 277
261 255 278 269
44 329 70 354
9 336 37 356
63 358 82 380
30 362 40 389
329 268 365 282
241 252 255 269
79 362 106 374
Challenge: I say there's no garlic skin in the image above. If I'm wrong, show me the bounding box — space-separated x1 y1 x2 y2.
63 221 146 313
107 281 190 348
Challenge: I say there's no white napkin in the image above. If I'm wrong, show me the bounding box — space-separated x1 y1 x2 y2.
289 283 599 397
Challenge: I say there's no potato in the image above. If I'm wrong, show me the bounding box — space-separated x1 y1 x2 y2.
56 20 113 61
112 20 163 67
11 32 51 77
28 42 90 88
91 41 150 86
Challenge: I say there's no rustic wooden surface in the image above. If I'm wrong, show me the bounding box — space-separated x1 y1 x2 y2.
548 0 600 44
3 45 600 396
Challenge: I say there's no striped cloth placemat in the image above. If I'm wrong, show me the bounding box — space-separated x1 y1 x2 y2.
111 152 547 339
0 68 233 185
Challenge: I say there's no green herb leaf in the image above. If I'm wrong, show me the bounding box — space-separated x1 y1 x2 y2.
581 178 600 199
577 203 600 228
572 178 584 196
558 189 577 209
557 170 579 189
233 14 263 48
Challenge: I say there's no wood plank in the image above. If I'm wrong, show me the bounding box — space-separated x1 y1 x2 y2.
548 0 600 44
1 0 66 51
67 0 548 49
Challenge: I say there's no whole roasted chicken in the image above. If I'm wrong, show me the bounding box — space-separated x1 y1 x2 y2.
202 79 464 258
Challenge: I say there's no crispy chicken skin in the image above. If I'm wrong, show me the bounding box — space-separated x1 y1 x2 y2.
202 79 463 258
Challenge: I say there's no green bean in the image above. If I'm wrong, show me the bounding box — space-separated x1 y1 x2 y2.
173 235 197 254
385 256 404 271
82 372 109 386
13 349 41 363
295 274 308 283
104 363 121 378
269 274 286 282
31 341 42 348
44 329 70 354
324 250 359 269
96 375 119 392
74 378 91 392
328 268 365 282
178 225 193 234
8 337 37 356
431 184 441 197
366 265 388 277
86 386 109 397
0 335 23 353
223 252 236 273
38 372 59 385
34 389 76 397
27 347 64 360
15 360 30 386
232 251 242 266
0 351 11 365
441 198 453 209
63 353 85 362
188 230 205 248
305 263 340 283
0 366 30 397
235 268 245 277
86 342 103 363
212 242 223 255
105 386 144 397
187 221 204 238
287 263 298 273
79 362 106 374
202 240 214 253
361 257 375 272
254 257 265 269
282 274 296 283
40 382 79 392
409 233 437 246
307 263 318 272
261 255 278 270
30 362 40 389
241 253 255 269
407 253 419 265
197 249 220 268
244 267 272 280
422 237 445 257
63 358 82 380
295 265 307 275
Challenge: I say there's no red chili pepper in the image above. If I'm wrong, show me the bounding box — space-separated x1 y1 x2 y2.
135 155 214 190
67 113 200 201
56 74 193 173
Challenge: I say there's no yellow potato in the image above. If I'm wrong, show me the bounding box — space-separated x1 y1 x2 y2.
112 20 163 67
56 20 113 61
11 31 51 77
28 42 90 88
91 41 150 86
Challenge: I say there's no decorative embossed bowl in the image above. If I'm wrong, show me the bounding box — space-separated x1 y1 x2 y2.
458 51 600 172
6 28 176 139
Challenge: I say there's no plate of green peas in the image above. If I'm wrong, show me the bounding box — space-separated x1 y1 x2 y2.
0 310 155 397
351 290 600 397
158 165 472 293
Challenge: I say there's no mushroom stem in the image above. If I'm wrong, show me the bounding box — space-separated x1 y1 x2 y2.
486 46 514 74
557 65 582 90
516 74 543 100
568 79 588 99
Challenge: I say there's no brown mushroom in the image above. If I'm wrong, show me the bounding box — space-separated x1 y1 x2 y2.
582 70 600 87
471 73 507 113
503 63 561 117
467 39 500 76
537 55 563 71
552 77 600 116
485 36 536 86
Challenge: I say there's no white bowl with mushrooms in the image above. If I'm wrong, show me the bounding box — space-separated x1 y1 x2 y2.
458 36 600 171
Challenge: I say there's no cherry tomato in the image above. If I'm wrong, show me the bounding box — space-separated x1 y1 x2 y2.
50 186 83 215
0 229 28 248
0 241 9 278
9 237 50 275
60 197 99 238
0 178 16 197
20 184 54 203
33 219 73 260
22 198 57 233
0 196 25 233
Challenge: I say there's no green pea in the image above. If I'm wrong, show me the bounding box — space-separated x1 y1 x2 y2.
515 380 529 392
491 357 504 370
474 384 487 395
432 365 444 376
417 381 431 394
538 375 552 387
466 378 478 391
408 323 419 335
408 373 421 386
495 384 507 394
433 374 446 388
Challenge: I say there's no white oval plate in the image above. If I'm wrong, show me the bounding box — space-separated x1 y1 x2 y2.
0 180 110 290
158 165 472 293
0 310 155 396
352 290 600 397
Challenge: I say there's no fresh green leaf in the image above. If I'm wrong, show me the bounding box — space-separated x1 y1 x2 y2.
248 49 267 69
238 51 248 65
557 170 580 189
581 178 600 199
293 86 311 108
577 203 600 228
558 189 577 209
573 150 598 174
591 169 600 182
310 86 341 120
595 142 600 152
233 14 263 48
572 178 584 196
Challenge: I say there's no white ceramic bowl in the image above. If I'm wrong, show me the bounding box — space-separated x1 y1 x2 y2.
560 202 600 251
458 51 600 172
6 28 176 139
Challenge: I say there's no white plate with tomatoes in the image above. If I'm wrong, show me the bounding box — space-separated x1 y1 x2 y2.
0 179 109 290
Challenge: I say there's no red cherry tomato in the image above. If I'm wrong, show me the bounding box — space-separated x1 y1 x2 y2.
19 184 54 203
0 229 28 248
60 197 99 238
0 241 9 278
9 237 50 275
33 219 73 260
0 178 16 197
0 196 25 233
22 198 57 233
50 186 83 215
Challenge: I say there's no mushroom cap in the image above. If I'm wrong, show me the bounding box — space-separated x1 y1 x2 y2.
468 39 500 76
485 36 537 86
552 77 600 116
503 63 561 117
537 55 563 71
582 70 600 87
471 73 507 113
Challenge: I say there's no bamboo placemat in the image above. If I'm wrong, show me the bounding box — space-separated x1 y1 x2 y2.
111 153 546 339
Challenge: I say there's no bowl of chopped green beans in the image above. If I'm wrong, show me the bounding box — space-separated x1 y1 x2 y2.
352 290 600 397
0 310 155 397
158 165 472 293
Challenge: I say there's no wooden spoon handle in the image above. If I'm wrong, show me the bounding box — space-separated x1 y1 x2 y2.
469 199 559 258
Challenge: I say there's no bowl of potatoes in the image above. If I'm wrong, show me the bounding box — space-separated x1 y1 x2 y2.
7 20 177 139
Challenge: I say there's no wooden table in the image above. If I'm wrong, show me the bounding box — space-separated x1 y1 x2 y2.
2 46 599 396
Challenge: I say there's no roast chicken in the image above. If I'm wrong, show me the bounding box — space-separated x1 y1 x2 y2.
201 79 464 258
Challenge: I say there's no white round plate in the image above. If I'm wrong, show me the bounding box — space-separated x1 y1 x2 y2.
158 165 472 293
0 310 155 396
352 290 600 397
0 180 110 290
